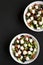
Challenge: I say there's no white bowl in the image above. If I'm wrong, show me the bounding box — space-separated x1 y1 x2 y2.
23 1 43 32
9 33 40 64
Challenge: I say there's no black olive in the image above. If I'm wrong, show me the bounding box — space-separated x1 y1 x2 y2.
22 57 26 62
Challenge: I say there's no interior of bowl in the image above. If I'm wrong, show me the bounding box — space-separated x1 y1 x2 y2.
9 33 40 64
23 1 43 32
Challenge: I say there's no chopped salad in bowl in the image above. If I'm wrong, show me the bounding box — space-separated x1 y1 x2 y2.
9 33 40 64
23 1 43 32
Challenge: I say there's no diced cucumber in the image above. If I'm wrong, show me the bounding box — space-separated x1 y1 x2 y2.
28 43 32 48
27 54 32 59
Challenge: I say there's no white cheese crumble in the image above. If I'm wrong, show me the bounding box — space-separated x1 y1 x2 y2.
32 9 35 14
27 19 31 23
20 56 23 60
30 16 34 20
38 11 41 15
39 21 43 25
35 5 38 9
29 38 33 43
28 51 32 54
20 39 24 44
18 36 21 39
33 20 37 25
16 40 19 43
15 53 18 56
26 56 30 60
27 13 31 17
20 46 24 50
18 50 21 55
23 50 27 55
18 45 20 48
34 48 37 52
30 47 33 51
37 27 40 30
26 37 28 41
24 44 27 47
36 14 40 17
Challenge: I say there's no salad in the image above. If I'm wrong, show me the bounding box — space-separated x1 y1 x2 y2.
11 34 38 63
25 3 43 30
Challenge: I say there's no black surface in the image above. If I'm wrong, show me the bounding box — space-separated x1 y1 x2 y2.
0 0 43 65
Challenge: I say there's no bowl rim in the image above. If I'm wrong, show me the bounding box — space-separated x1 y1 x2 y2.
23 1 43 32
9 33 40 64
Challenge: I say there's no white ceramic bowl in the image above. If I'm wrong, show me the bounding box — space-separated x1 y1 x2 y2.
23 1 43 32
9 33 40 64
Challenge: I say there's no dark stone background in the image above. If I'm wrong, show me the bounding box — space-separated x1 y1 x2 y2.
0 0 43 65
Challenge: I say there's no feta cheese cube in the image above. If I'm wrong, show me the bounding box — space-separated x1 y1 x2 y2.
24 44 27 47
16 40 19 43
32 9 35 14
23 50 27 55
29 38 33 43
38 11 41 15
39 21 43 25
27 13 31 17
30 47 33 51
20 39 24 44
20 56 23 59
37 27 40 30
20 46 24 50
35 5 38 9
26 37 28 41
36 14 40 17
26 56 30 60
30 16 34 20
34 48 37 52
18 36 21 39
33 20 37 25
15 53 18 56
28 51 32 54
18 50 21 55
27 19 31 23
18 45 20 48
